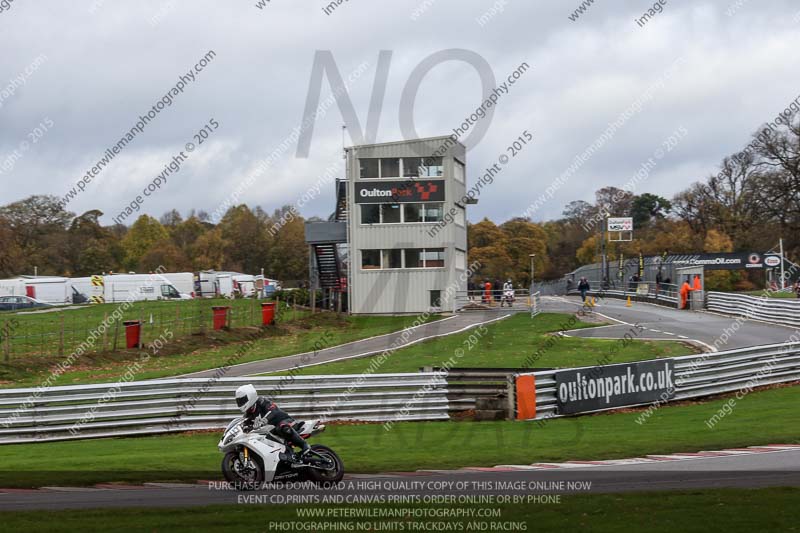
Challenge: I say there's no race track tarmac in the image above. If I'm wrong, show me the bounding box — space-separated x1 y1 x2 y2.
1 448 797 510
542 295 797 350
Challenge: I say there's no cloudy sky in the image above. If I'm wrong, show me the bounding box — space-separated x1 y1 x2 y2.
1 0 799 225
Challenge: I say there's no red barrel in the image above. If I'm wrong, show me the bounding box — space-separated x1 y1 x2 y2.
261 302 276 326
212 306 230 330
123 320 141 349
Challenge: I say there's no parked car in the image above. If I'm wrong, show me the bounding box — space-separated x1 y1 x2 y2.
0 295 52 311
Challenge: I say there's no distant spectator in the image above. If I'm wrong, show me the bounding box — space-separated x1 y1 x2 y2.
483 280 492 304
493 279 502 302
578 277 590 302
794 281 800 298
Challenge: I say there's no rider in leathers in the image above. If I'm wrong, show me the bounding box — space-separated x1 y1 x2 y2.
237 385 311 460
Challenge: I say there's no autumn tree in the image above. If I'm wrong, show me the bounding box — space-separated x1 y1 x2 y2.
267 217 308 281
467 219 513 282
499 218 548 286
703 229 735 291
0 195 74 275
120 215 170 270
217 205 271 273
138 239 191 272
191 228 226 270
0 216 25 277
67 210 122 275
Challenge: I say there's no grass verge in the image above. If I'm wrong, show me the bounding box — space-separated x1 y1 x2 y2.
1 488 798 532
265 312 697 376
0 384 796 488
0 312 441 387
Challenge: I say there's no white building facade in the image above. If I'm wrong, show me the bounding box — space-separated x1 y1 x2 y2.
345 137 468 314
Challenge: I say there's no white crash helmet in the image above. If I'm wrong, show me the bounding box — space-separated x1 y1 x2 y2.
235 384 258 413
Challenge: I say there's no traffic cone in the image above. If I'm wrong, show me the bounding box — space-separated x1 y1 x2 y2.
626 296 632 307
592 297 597 306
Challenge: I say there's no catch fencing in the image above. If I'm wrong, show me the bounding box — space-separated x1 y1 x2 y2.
514 342 800 420
0 373 449 444
707 292 800 328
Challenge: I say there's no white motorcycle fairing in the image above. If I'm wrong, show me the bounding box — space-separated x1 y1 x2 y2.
217 417 327 483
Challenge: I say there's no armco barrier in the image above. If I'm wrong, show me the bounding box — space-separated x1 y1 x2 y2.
420 367 553 416
567 281 680 308
0 373 449 444
707 291 800 328
514 342 800 420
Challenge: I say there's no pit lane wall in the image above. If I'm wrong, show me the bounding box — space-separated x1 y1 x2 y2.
513 342 800 420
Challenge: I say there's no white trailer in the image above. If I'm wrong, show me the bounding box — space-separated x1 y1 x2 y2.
232 274 256 297
196 271 217 298
101 274 191 303
22 277 72 305
217 274 234 298
161 272 195 298
0 278 26 297
196 271 235 298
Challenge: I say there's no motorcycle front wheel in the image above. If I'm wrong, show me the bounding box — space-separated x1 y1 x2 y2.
221 450 264 490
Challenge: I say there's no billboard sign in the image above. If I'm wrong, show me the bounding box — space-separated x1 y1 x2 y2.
607 217 633 232
667 252 778 270
354 180 445 204
555 359 675 414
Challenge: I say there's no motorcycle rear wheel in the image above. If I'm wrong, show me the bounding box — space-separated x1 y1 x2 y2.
304 444 344 485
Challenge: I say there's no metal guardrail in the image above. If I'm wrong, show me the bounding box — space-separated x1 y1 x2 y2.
530 291 542 317
518 342 800 420
421 367 551 414
707 291 800 328
0 373 449 444
422 368 506 412
567 280 680 307
455 289 530 311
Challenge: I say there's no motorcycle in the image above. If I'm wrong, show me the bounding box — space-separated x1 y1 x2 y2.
501 288 515 307
218 416 344 489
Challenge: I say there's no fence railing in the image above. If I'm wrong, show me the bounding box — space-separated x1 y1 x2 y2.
0 373 449 444
568 280 680 306
707 292 800 328
455 289 531 311
515 342 800 420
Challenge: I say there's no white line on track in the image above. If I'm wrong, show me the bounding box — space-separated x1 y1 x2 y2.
547 295 717 352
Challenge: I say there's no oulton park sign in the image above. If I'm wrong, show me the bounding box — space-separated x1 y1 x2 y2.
354 180 446 204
